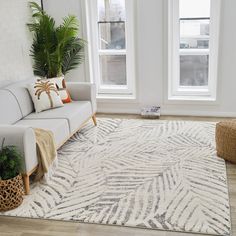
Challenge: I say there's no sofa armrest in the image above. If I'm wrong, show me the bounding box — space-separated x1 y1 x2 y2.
66 82 97 114
0 125 37 174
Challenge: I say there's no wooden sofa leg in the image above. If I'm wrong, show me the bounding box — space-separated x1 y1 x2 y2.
22 174 30 195
92 115 97 126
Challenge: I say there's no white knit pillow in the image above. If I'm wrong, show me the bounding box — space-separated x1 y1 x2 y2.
28 80 64 113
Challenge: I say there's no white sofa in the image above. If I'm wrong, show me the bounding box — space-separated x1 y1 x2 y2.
0 79 97 194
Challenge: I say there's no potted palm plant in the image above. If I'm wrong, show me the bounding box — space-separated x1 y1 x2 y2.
27 2 85 79
0 139 24 211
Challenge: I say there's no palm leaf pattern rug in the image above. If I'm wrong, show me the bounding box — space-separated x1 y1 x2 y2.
3 119 231 235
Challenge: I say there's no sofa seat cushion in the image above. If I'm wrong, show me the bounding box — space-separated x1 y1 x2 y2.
24 101 93 133
15 119 70 147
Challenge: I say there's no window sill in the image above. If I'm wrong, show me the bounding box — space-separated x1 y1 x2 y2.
166 95 218 105
97 94 137 103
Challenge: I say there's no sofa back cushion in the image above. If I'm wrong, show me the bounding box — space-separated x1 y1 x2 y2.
4 79 35 117
0 90 23 124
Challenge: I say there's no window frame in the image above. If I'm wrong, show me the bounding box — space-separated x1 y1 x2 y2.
85 0 136 97
168 0 221 101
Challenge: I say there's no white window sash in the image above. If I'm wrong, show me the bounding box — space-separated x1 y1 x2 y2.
85 0 136 96
180 36 210 39
168 0 221 100
99 50 126 56
179 49 209 55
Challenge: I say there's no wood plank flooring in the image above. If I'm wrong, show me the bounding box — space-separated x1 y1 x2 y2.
0 114 235 236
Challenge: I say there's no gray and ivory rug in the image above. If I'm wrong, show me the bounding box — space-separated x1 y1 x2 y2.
3 119 231 235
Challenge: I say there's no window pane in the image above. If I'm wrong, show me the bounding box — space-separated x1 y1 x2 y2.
98 0 126 21
100 55 127 85
180 38 209 49
99 22 126 49
180 19 210 49
179 0 210 18
180 20 210 37
180 55 209 86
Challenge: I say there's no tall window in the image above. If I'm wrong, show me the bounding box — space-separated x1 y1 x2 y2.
168 0 221 100
86 0 135 97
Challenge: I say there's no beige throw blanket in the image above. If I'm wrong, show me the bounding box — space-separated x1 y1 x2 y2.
34 128 57 181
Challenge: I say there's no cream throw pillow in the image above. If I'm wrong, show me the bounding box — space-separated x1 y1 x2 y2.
28 80 64 113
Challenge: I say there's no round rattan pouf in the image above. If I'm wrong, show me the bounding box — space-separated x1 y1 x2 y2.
0 175 24 211
216 121 236 163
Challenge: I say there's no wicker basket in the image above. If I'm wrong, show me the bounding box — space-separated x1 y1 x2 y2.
216 121 236 163
0 175 24 211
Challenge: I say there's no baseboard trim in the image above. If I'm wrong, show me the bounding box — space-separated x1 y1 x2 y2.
97 107 236 118
98 107 140 115
161 110 236 118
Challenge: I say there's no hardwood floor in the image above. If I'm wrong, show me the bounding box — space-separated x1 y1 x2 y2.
0 114 235 236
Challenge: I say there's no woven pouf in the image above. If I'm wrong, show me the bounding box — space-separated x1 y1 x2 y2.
0 175 24 211
216 121 236 163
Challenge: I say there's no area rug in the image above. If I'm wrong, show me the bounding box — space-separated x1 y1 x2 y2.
2 119 231 235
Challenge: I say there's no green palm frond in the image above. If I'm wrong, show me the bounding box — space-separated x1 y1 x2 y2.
60 15 79 36
28 2 45 23
27 23 40 32
29 2 44 13
28 2 85 78
62 38 86 75
56 16 79 47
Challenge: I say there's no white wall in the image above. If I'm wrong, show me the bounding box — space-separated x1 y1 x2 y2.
44 0 236 117
0 0 34 87
0 0 87 88
43 0 88 82
1 0 234 117
98 0 236 117
104 0 236 117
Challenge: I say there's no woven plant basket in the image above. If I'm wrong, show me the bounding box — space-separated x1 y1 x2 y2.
216 121 236 163
0 175 24 211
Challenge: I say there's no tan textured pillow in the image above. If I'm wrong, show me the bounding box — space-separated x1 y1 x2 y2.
28 80 64 113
